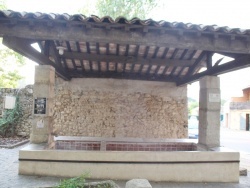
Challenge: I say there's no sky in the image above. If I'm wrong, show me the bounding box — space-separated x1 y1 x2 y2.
3 0 250 100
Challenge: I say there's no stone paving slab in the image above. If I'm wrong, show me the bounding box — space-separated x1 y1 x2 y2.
1 144 250 188
240 153 250 171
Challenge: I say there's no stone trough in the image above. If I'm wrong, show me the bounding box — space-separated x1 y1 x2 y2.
19 137 240 182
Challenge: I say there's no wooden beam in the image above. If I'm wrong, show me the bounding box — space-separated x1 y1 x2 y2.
49 40 63 69
131 45 139 73
86 42 92 71
66 41 77 71
216 52 237 59
169 49 179 76
69 71 179 83
37 41 44 54
96 42 101 72
123 45 129 73
138 46 150 73
186 51 206 76
206 52 213 69
177 50 195 77
76 41 85 72
2 36 70 80
177 55 250 86
43 41 50 56
61 51 194 67
0 21 249 54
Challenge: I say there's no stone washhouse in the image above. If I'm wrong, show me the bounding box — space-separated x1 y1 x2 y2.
1 10 250 182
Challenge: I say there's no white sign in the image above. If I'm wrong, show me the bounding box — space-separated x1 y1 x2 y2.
37 119 44 128
4 96 16 109
209 93 220 102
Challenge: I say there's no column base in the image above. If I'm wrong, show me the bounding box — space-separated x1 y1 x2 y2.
197 143 221 151
30 134 48 144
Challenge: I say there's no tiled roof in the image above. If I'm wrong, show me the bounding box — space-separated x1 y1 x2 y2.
1 10 250 85
0 10 249 35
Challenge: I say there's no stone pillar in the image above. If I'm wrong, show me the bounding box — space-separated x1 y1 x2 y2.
30 65 55 144
198 76 221 150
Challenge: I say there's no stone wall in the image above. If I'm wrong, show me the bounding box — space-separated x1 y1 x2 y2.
0 85 33 136
0 78 188 139
53 78 188 139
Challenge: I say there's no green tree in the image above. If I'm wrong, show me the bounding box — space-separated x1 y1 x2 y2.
0 38 25 88
0 1 26 88
0 0 6 10
96 0 157 19
0 0 7 10
79 0 157 19
188 98 199 115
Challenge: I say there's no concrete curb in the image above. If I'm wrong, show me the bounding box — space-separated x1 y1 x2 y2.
0 139 29 149
40 180 120 188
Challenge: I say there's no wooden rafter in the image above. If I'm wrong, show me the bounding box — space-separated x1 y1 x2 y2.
131 45 139 73
3 36 70 80
86 42 92 71
61 51 194 67
169 49 179 76
66 41 77 71
43 40 50 56
206 52 213 69
186 51 207 76
49 40 63 69
177 55 250 86
75 41 84 72
122 44 129 73
70 71 179 83
95 42 101 72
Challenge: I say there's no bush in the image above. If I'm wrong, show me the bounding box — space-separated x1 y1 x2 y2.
55 173 118 188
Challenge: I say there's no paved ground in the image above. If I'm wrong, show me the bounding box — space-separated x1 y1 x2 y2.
1 132 250 187
221 127 250 153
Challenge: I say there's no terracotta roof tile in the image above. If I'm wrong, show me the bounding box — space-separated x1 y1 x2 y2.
0 10 250 35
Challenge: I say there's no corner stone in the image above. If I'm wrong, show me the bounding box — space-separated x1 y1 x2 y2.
125 179 152 188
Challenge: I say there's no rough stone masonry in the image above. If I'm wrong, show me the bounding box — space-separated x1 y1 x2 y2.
52 78 188 139
0 85 33 136
0 78 188 139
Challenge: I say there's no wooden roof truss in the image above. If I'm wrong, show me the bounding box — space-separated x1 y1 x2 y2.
1 12 250 85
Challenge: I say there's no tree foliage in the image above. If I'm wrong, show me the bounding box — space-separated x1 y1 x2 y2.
79 0 157 19
188 98 199 115
0 0 6 10
0 38 25 88
0 1 25 88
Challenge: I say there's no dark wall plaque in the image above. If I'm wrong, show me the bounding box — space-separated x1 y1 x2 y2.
34 98 46 114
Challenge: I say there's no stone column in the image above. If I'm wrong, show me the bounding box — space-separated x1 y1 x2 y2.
30 65 55 143
198 76 221 150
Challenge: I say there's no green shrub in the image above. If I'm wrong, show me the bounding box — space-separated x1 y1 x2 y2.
55 173 117 188
56 174 88 188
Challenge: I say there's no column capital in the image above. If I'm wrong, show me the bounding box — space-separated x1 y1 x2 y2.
200 76 220 89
